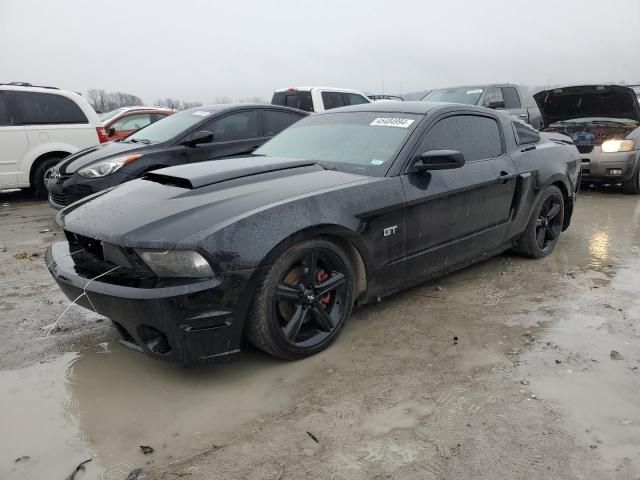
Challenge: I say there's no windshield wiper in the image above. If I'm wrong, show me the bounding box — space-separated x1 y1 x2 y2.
125 138 151 144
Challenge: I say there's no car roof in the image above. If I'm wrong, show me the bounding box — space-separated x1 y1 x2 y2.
181 104 309 115
115 106 174 112
274 86 365 94
319 100 451 115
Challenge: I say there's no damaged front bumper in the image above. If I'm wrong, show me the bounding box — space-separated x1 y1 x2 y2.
46 241 259 365
580 147 640 183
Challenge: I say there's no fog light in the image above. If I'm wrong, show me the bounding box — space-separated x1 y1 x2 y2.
608 169 623 175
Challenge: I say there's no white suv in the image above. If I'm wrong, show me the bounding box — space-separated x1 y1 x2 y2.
271 86 370 112
0 83 107 198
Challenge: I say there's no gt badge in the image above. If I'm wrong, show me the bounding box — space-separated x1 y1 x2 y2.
383 226 398 237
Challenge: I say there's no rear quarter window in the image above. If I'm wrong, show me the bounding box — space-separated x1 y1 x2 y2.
7 91 88 125
512 121 540 145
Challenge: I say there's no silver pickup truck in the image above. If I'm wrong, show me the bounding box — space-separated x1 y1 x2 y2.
421 84 542 128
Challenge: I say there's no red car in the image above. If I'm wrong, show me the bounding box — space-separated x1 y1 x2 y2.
99 106 174 141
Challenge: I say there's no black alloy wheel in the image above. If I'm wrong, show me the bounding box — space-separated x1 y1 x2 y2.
514 185 565 259
534 195 563 253
246 239 355 359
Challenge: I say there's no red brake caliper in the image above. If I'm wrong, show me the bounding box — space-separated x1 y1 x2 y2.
315 270 331 305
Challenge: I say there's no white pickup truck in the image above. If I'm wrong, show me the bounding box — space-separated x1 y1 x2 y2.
271 86 370 112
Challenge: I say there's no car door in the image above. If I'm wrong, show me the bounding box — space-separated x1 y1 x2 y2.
186 110 264 163
0 92 28 188
401 112 519 283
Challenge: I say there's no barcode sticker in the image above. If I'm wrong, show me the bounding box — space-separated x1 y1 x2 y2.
370 118 415 128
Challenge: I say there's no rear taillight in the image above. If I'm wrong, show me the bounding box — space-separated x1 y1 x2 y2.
96 127 109 143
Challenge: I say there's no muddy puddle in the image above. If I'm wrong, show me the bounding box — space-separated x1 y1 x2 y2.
518 191 640 474
0 344 319 479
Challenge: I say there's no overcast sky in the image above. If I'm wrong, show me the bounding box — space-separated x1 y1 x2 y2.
2 0 639 104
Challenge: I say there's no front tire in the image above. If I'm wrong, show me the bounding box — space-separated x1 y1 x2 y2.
32 156 63 200
246 239 355 360
622 162 640 194
514 185 565 259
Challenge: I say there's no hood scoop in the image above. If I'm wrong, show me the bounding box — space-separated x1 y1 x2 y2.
143 157 317 189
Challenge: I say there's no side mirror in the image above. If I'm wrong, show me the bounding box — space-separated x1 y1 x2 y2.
107 126 116 137
184 130 214 147
486 100 506 109
412 150 465 171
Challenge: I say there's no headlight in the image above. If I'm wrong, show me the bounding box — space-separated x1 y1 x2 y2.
601 140 635 153
136 249 215 278
78 154 142 178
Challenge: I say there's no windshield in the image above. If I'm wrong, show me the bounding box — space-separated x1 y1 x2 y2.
254 112 420 176
99 109 126 122
422 87 483 105
125 109 211 144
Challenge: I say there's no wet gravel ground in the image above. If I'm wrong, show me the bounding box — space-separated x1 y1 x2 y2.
1 186 639 479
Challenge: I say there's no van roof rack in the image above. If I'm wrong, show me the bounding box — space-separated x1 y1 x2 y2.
0 82 59 90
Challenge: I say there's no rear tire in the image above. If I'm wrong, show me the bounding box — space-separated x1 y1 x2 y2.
32 156 63 200
513 185 564 259
245 239 355 360
622 163 640 194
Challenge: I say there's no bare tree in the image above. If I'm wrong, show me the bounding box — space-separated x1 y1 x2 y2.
86 89 142 112
86 89 109 113
238 96 266 104
181 101 203 110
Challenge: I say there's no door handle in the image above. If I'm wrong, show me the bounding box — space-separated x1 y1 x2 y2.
518 113 528 118
497 172 517 183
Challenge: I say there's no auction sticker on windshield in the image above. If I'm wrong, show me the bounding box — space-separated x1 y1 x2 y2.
192 111 211 117
370 118 415 128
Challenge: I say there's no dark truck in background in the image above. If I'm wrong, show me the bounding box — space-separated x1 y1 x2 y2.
422 84 542 128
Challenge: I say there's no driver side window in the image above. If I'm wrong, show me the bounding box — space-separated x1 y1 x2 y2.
416 115 503 162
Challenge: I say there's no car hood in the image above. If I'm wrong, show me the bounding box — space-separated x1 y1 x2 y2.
54 140 153 174
534 85 640 126
57 157 369 247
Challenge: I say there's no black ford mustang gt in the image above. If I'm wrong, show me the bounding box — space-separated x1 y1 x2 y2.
46 102 580 365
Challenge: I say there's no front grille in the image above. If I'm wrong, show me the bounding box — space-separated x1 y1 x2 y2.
65 230 153 275
49 192 80 207
70 232 105 260
577 145 594 154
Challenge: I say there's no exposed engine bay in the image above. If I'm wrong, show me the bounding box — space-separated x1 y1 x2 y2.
541 123 637 146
